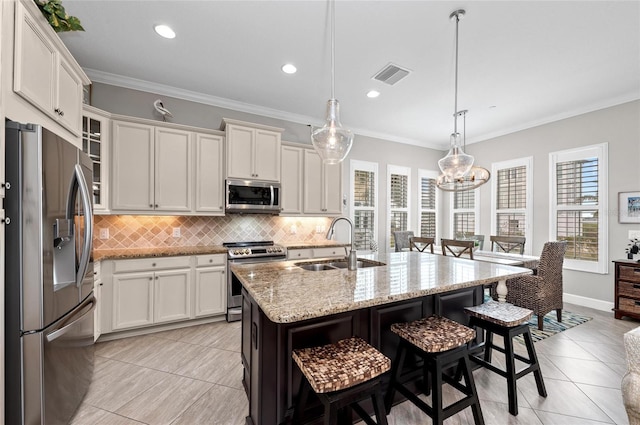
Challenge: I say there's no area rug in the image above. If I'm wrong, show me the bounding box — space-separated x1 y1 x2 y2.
515 310 593 344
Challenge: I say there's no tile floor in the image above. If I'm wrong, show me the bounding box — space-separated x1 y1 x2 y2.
70 302 637 425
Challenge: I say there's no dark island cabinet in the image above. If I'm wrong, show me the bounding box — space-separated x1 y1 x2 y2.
613 260 640 320
241 285 483 425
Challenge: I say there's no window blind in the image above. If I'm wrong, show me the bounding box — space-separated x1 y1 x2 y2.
388 167 410 249
419 175 436 237
496 165 527 236
556 158 599 261
352 164 377 251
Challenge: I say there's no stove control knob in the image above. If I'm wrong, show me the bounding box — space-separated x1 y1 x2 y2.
244 249 250 255
233 250 240 255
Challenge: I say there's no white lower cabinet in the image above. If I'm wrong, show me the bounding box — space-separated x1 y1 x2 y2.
194 267 226 317
113 271 154 330
154 269 191 323
100 254 225 335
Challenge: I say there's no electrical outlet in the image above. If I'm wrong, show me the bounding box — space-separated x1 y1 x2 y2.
629 230 640 240
172 227 181 238
290 225 297 235
99 228 109 239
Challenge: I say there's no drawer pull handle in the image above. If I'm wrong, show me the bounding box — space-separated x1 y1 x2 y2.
634 284 640 289
636 301 640 306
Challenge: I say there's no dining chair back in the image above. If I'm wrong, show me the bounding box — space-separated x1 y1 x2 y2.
409 237 435 253
393 231 414 252
441 239 475 259
491 236 526 255
505 241 567 330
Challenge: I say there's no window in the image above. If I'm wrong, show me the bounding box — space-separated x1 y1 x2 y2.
450 188 479 239
491 157 533 254
350 160 378 251
418 169 439 239
550 143 608 274
388 165 411 250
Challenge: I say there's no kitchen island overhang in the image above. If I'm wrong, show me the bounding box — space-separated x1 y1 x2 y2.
232 252 533 425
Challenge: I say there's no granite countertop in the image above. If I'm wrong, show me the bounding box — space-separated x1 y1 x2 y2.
280 241 351 250
231 251 533 324
93 245 227 261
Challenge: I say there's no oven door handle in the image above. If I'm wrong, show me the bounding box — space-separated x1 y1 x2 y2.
270 185 274 207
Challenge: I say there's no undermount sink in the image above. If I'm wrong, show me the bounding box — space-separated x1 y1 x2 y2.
295 259 386 271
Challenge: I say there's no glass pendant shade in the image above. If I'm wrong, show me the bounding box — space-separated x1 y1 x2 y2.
311 99 354 164
436 165 490 192
437 132 474 180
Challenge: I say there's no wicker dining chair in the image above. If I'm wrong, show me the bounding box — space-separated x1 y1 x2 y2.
504 241 567 330
441 239 475 259
491 235 526 255
409 237 435 254
393 231 414 252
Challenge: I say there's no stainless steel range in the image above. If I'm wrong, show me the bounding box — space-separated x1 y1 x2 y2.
224 241 286 322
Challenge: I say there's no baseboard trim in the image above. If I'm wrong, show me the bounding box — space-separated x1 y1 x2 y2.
563 293 614 312
97 315 227 342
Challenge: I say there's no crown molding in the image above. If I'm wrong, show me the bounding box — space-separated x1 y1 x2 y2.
84 68 446 151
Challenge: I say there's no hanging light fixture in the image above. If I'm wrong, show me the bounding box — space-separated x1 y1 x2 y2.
436 9 490 192
437 110 491 191
311 0 354 164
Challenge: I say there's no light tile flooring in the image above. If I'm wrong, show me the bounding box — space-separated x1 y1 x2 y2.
71 302 637 425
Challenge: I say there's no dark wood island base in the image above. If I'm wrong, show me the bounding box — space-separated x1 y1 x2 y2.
241 285 484 425
231 252 532 425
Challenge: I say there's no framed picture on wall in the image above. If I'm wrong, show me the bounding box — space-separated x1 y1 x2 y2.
619 191 640 223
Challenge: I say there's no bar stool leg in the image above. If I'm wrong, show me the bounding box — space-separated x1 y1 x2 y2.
484 330 494 363
384 341 407 413
459 354 485 425
523 328 547 397
431 356 444 425
294 377 310 424
371 383 389 425
503 332 518 415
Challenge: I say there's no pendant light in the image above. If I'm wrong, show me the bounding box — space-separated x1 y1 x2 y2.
436 9 490 192
311 0 354 164
437 110 491 191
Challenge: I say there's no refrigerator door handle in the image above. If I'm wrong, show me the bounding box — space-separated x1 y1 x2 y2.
67 164 94 288
45 295 96 343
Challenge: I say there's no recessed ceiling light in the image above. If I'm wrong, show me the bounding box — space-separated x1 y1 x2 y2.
154 24 176 39
281 64 297 74
367 90 380 98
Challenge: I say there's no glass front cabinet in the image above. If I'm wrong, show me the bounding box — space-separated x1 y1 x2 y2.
81 105 110 213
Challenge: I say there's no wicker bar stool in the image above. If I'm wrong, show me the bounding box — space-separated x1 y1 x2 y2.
292 337 390 425
464 301 547 415
384 316 484 425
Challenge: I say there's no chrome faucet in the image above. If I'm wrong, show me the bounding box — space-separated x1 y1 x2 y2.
326 217 358 271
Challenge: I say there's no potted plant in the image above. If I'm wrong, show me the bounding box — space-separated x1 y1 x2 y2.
34 0 84 33
625 238 640 260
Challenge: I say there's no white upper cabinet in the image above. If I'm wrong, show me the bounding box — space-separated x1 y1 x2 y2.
280 145 303 214
155 127 192 212
303 149 343 215
82 106 110 213
12 1 89 137
110 117 223 215
194 133 225 214
111 120 155 211
224 119 283 182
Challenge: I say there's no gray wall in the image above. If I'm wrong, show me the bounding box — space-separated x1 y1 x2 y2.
466 100 640 306
91 81 640 307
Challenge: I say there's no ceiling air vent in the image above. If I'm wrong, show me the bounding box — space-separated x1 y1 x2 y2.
372 63 410 85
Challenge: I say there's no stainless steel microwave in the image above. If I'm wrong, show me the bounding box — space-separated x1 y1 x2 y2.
225 179 281 214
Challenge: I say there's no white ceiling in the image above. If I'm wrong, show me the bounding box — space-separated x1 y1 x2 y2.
61 1 640 150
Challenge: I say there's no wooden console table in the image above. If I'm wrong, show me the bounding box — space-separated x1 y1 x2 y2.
613 260 640 320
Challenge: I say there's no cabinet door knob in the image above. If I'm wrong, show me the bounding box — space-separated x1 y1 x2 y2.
209 259 213 263
149 204 153 208
152 263 156 267
148 277 153 281
155 276 158 280
155 204 159 208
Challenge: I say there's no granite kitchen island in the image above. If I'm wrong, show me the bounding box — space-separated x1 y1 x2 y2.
231 251 532 425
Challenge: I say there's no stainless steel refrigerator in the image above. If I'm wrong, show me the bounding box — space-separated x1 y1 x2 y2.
5 120 96 425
